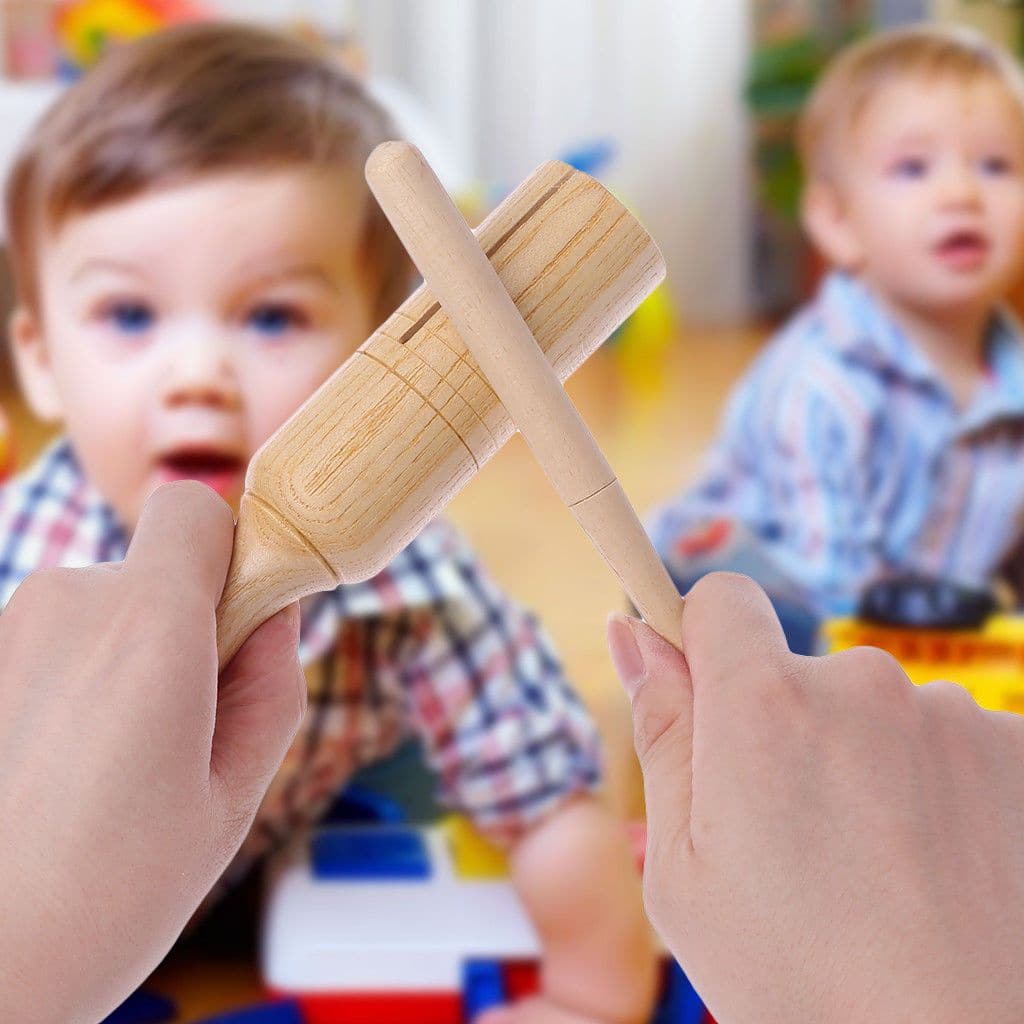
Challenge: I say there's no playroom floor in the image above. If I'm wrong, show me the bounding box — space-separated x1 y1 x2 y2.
1 324 764 1019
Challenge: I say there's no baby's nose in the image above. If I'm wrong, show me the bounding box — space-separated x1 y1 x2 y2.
939 162 981 206
163 333 242 410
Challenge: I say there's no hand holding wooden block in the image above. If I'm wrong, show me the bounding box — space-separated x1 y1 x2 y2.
215 152 665 666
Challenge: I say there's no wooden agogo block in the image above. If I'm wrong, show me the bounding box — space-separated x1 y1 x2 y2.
367 142 684 648
216 158 665 666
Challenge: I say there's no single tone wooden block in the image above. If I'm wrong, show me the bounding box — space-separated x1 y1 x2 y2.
216 156 665 667
367 142 684 649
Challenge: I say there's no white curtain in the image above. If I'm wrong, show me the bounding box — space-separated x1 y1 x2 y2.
350 0 752 325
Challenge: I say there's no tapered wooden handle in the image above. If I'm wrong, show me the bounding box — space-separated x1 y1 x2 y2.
216 493 336 667
366 141 683 649
217 152 665 668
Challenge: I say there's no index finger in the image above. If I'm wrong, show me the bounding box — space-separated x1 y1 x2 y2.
125 482 236 606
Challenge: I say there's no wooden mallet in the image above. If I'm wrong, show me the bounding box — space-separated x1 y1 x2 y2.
215 144 681 666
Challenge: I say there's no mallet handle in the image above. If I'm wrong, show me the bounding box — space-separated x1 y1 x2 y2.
366 141 684 649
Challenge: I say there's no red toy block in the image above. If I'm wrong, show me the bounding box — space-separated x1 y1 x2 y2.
502 961 540 1001
296 992 461 1024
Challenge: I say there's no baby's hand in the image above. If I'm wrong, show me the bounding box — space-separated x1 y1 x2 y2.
477 994 625 1024
0 483 306 1024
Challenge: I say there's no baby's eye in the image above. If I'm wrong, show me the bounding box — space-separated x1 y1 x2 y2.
247 303 308 337
980 154 1013 176
890 156 929 179
102 301 154 334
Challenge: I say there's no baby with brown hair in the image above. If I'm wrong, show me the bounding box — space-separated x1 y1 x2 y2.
651 24 1024 652
0 22 656 1021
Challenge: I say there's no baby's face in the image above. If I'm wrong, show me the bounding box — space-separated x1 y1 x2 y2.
14 168 377 530
831 76 1024 314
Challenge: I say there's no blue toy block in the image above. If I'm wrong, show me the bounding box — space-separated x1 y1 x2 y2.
194 999 303 1024
463 959 506 1020
311 826 431 880
560 138 617 179
101 990 175 1024
322 783 406 824
651 961 706 1024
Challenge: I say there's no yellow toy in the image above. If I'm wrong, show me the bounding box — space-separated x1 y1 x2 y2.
445 815 509 881
0 404 12 481
610 283 679 400
56 0 207 71
823 615 1024 715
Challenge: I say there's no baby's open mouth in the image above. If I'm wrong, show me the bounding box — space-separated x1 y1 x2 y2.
156 448 245 497
934 229 989 269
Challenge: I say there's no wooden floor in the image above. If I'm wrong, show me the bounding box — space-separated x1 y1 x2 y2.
1 324 764 1019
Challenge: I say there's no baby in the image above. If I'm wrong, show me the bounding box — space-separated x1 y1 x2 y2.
651 25 1024 651
0 22 655 1020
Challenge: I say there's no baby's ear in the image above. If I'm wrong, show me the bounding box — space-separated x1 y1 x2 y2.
801 180 864 270
9 306 63 421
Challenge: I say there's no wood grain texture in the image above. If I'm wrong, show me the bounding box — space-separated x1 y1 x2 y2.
366 141 683 648
216 153 664 667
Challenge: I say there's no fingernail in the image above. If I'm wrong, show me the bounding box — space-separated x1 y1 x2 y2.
607 612 647 696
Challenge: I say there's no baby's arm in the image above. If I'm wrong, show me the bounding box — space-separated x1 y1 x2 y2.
500 795 658 1024
649 336 878 611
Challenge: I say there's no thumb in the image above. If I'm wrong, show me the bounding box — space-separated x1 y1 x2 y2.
607 612 693 850
210 602 305 830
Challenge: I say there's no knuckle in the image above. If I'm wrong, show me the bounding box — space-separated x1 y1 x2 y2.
920 678 978 716
686 570 762 612
8 566 87 610
641 862 692 945
633 702 681 766
641 870 671 931
831 644 910 698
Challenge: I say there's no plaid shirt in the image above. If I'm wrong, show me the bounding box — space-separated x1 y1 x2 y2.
650 272 1024 619
0 438 601 899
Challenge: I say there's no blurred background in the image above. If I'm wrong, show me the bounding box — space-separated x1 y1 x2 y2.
1 1 1022 1021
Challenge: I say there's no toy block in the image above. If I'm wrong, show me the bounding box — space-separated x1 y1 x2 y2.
463 960 506 1019
322 784 406 825
652 961 706 1024
502 961 540 1001
194 1000 303 1024
822 614 1024 715
263 827 540 993
446 816 508 880
295 992 460 1024
311 826 431 881
101 990 175 1024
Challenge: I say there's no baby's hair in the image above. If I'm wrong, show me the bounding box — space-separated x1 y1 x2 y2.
4 21 412 322
797 24 1024 182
